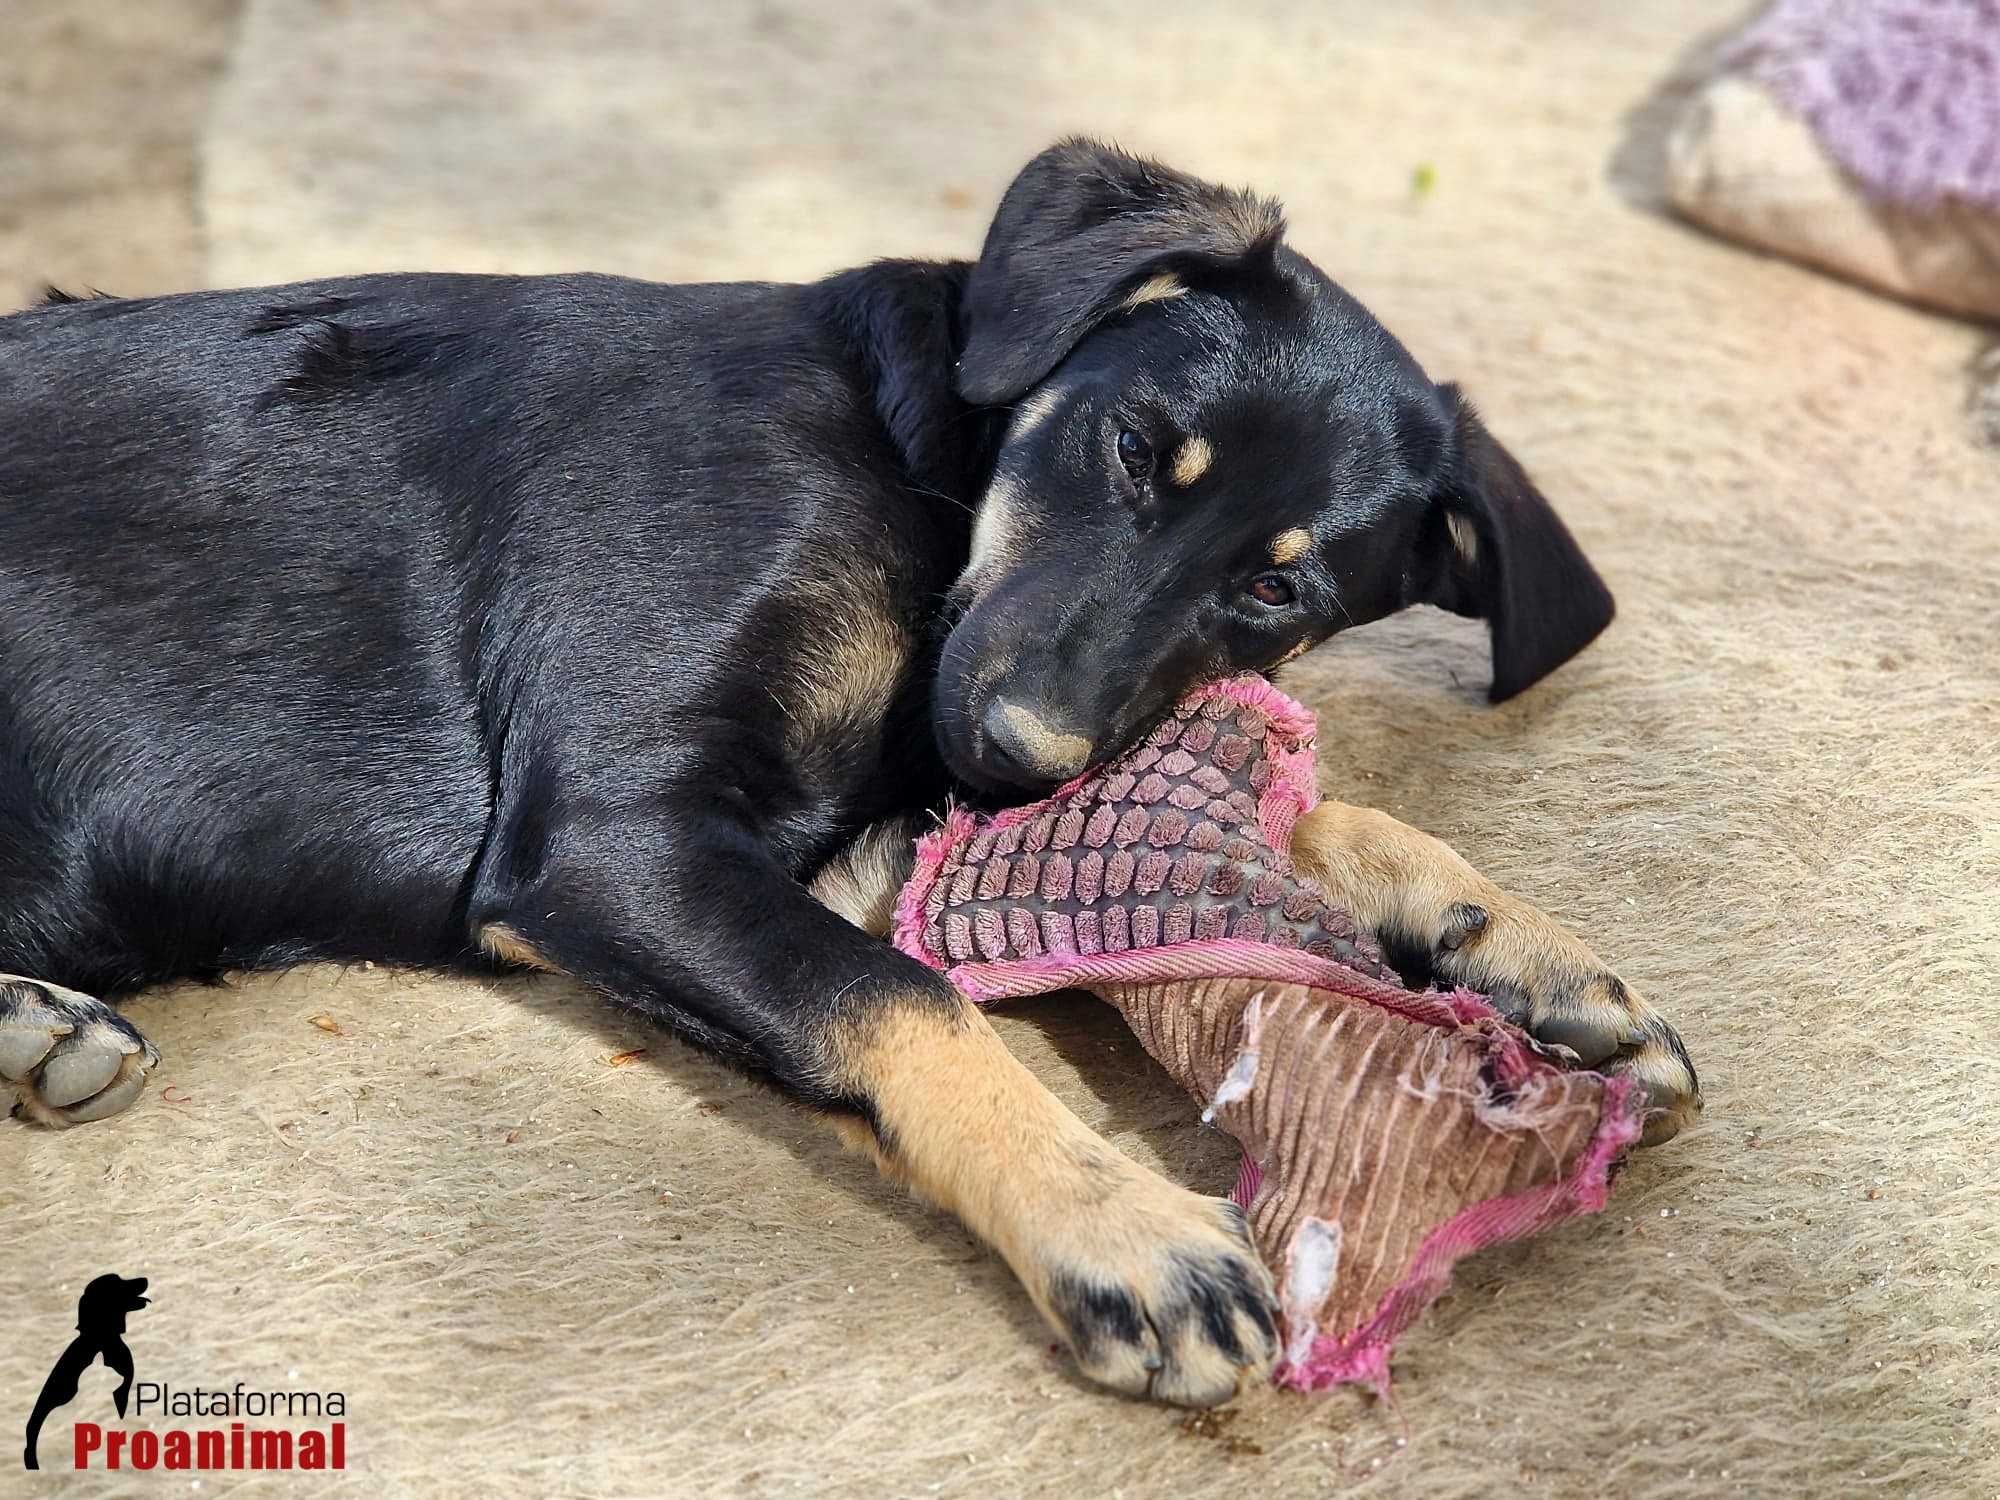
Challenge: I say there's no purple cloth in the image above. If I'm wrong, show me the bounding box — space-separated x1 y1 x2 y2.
1729 0 2000 211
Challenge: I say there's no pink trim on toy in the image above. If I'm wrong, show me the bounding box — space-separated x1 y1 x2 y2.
1275 1074 1641 1393
890 804 977 968
932 939 1474 1033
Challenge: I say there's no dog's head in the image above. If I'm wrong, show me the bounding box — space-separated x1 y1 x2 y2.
75 1274 149 1332
935 140 1613 792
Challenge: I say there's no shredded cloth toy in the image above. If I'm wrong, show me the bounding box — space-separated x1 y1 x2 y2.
893 676 1641 1393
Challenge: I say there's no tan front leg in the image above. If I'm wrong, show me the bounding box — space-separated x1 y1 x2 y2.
809 818 1277 1405
823 992 1276 1406
1289 802 1700 1146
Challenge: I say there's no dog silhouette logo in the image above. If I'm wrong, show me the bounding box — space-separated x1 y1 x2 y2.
23 1274 150 1471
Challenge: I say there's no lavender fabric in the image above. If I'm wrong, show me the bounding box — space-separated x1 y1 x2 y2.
1728 0 2000 211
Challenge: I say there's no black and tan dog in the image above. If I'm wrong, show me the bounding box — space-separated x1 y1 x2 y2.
0 141 1696 1406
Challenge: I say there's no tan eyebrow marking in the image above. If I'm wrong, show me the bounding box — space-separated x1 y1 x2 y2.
1120 272 1187 311
1269 527 1312 565
1168 436 1213 487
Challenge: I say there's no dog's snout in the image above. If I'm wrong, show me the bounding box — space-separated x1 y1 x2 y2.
981 698 1094 786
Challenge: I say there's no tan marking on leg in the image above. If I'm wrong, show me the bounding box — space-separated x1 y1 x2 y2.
1445 512 1479 565
808 816 922 938
826 996 1101 1231
824 988 1277 1403
782 561 912 757
1169 436 1213 487
1120 272 1186 311
1289 802 1583 991
478 924 560 972
1268 527 1311 565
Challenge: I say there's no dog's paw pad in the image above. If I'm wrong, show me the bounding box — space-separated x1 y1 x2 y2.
0 977 159 1128
1041 1188 1277 1407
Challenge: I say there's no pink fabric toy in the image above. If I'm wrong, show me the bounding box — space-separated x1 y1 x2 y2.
894 676 1640 1392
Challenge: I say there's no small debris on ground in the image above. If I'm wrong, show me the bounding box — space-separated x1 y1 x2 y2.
1177 1407 1265 1457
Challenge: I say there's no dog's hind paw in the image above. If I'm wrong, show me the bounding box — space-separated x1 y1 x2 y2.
0 976 159 1127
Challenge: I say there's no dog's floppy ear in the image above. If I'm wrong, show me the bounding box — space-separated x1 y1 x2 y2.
1415 385 1615 702
955 139 1285 405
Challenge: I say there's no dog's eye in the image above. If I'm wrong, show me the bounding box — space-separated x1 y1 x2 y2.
1248 573 1295 608
1116 428 1154 478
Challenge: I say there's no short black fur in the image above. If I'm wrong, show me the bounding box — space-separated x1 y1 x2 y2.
0 140 1613 1114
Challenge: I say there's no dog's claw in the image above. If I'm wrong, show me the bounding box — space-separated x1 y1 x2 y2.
1426 909 1699 1147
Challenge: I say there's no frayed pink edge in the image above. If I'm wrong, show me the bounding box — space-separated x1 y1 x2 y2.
1274 1074 1642 1394
890 804 978 969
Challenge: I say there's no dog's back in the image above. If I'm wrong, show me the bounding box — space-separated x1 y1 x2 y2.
1 281 502 987
1 273 834 990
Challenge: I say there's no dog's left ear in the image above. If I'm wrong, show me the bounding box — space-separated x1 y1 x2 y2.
955 139 1286 405
1414 385 1615 702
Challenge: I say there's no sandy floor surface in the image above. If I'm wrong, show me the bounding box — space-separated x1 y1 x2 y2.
3 3 1995 1495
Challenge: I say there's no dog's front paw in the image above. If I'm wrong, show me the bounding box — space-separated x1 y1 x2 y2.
1024 1168 1277 1406
0 976 160 1127
1601 1006 1702 1147
1430 902 1701 1147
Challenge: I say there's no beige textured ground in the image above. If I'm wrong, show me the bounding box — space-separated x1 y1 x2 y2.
3 3 1996 1496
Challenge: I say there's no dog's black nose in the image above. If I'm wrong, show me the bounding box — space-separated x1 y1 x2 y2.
980 698 1094 786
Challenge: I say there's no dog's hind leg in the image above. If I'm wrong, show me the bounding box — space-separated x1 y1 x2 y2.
0 977 159 1128
806 815 923 938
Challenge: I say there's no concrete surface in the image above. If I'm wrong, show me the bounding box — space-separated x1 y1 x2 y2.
3 3 1995 1495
